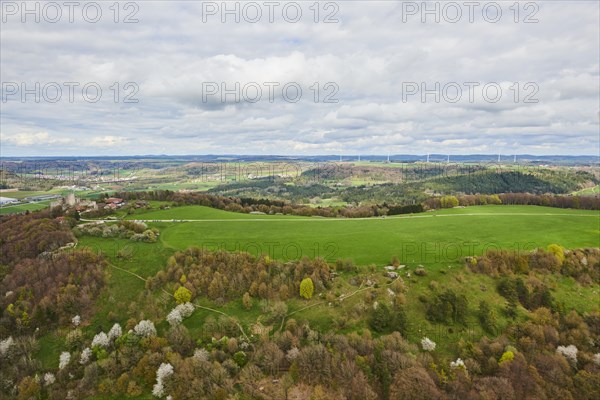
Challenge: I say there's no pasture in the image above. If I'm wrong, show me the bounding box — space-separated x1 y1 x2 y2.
124 205 600 265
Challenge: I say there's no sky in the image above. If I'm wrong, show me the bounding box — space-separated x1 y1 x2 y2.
1 0 599 157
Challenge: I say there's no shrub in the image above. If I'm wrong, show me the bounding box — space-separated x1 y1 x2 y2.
299 278 314 299
174 287 192 304
547 244 565 264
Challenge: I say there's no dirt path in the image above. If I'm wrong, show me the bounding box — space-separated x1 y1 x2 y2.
108 263 252 342
82 211 599 225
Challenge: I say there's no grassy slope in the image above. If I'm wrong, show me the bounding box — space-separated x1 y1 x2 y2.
38 204 599 374
572 185 600 195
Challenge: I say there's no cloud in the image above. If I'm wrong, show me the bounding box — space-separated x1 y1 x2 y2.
2 131 72 146
0 1 598 156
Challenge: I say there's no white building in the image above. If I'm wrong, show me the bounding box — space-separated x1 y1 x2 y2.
0 197 19 205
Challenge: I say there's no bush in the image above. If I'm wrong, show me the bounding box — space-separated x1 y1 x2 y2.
299 278 314 300
174 286 192 304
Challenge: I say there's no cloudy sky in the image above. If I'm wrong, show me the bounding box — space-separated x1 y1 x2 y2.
1 0 599 156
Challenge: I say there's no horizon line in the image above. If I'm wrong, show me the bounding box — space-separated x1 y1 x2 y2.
1 153 600 159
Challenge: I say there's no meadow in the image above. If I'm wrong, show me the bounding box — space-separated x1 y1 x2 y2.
124 205 600 265
0 201 51 214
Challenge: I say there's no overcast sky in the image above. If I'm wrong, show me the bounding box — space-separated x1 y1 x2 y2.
1 0 599 156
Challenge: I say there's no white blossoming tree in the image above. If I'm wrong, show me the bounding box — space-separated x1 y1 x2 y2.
556 345 578 366
91 332 110 348
193 348 209 362
152 362 174 398
108 323 123 341
0 336 14 357
44 372 56 386
71 315 81 327
80 348 92 365
59 352 71 370
286 347 300 362
166 303 195 327
166 309 183 326
421 337 436 352
593 353 600 367
134 320 157 338
450 358 466 370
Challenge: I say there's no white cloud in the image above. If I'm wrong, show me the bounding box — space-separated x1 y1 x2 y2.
0 1 598 156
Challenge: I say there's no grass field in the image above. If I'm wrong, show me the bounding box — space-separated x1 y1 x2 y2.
0 201 51 214
124 205 600 265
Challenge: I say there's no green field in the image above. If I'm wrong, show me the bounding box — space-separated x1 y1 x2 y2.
123 205 600 265
0 201 51 214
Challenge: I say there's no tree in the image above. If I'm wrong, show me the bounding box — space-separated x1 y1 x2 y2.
370 303 392 332
133 320 156 337
299 277 314 299
478 300 497 333
505 299 518 319
242 292 252 310
389 366 443 400
426 289 468 324
174 286 192 304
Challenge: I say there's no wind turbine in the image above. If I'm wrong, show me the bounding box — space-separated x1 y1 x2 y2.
513 155 517 163
447 154 450 163
426 153 430 163
497 154 501 163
